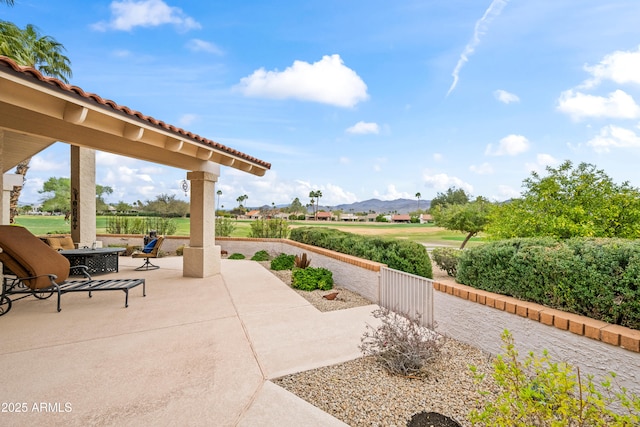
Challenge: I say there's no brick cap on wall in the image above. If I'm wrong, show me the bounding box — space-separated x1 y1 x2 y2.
433 281 640 354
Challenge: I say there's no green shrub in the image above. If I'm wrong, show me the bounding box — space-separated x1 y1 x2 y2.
289 227 432 278
431 247 462 277
291 267 333 291
249 218 290 238
251 250 270 261
457 238 640 329
270 253 295 270
228 253 245 260
176 245 184 256
215 217 236 237
469 330 640 426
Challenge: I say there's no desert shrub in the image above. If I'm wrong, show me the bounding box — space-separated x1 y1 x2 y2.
289 227 432 278
291 267 333 291
431 247 462 277
251 250 270 261
294 253 311 269
215 217 236 237
228 253 245 260
106 216 176 235
469 330 640 426
360 307 445 377
249 218 290 238
457 238 640 329
270 253 295 270
176 245 184 256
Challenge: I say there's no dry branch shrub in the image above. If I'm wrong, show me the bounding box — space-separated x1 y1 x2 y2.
360 307 445 377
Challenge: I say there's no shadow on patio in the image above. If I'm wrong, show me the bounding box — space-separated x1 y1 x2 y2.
0 256 379 426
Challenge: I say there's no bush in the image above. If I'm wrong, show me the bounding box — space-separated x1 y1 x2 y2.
176 245 184 256
289 227 432 278
360 307 445 377
106 216 177 235
456 238 640 329
215 217 236 237
270 253 295 270
228 253 245 260
249 218 290 238
291 267 333 291
431 247 461 277
469 330 640 426
251 250 270 261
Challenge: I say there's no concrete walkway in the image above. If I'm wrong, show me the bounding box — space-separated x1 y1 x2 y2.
0 257 379 426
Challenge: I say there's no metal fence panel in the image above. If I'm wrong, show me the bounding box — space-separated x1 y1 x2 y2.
379 267 434 328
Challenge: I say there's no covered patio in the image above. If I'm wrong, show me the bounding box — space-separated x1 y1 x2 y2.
0 255 378 426
0 55 270 278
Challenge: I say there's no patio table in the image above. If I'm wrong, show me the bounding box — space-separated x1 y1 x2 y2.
60 247 126 275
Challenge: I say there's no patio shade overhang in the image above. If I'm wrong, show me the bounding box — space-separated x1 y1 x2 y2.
0 56 271 176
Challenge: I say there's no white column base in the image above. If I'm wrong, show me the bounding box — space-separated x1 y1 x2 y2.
183 245 221 278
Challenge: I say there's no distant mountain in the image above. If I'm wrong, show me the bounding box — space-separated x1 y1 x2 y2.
332 198 430 214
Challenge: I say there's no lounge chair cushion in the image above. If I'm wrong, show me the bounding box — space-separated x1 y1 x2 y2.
0 226 71 289
142 238 157 253
46 236 75 250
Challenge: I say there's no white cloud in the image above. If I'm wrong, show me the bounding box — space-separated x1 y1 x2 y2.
586 125 640 153
447 0 510 96
432 153 443 162
469 162 494 174
372 184 412 201
92 0 201 32
422 172 473 194
234 54 369 108
497 185 520 200
485 134 530 156
557 89 640 120
178 114 198 126
582 45 640 89
346 121 380 135
186 39 224 55
494 89 520 104
525 153 560 173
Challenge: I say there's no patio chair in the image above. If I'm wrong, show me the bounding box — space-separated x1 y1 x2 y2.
0 225 145 316
132 236 165 271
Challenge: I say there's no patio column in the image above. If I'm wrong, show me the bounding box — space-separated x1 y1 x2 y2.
70 146 96 248
183 170 220 278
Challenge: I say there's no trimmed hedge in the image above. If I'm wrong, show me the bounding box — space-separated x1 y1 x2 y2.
289 227 432 278
457 237 640 330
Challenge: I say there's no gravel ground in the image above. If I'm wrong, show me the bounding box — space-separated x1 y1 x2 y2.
257 261 374 312
259 260 499 426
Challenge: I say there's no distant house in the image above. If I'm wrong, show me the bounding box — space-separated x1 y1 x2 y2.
419 213 434 224
365 213 377 222
391 214 411 223
340 213 358 221
306 211 334 221
245 210 261 219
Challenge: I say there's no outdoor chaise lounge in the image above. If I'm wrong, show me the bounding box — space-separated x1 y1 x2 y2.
132 236 165 271
0 225 145 316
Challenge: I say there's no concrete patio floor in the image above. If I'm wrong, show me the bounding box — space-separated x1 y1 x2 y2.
0 256 380 426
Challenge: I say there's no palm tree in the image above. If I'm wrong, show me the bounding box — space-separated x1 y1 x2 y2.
1 15 72 223
309 190 322 220
216 190 222 211
415 192 422 211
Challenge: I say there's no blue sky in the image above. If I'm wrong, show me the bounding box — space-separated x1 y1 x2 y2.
5 0 640 209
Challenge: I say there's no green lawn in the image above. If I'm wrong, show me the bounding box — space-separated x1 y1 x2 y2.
13 215 484 248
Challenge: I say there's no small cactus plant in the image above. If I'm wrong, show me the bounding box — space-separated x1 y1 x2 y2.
294 252 311 269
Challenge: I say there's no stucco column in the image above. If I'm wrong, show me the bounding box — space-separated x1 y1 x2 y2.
70 146 96 247
2 174 23 226
183 170 220 277
0 132 4 225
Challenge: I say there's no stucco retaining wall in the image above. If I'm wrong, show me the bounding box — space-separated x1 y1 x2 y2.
98 235 640 394
98 234 189 255
216 238 382 302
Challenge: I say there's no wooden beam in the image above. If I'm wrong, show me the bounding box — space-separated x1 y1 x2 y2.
164 137 184 152
63 103 88 124
123 123 144 141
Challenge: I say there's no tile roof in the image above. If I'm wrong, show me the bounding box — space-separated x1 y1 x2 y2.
0 56 271 170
